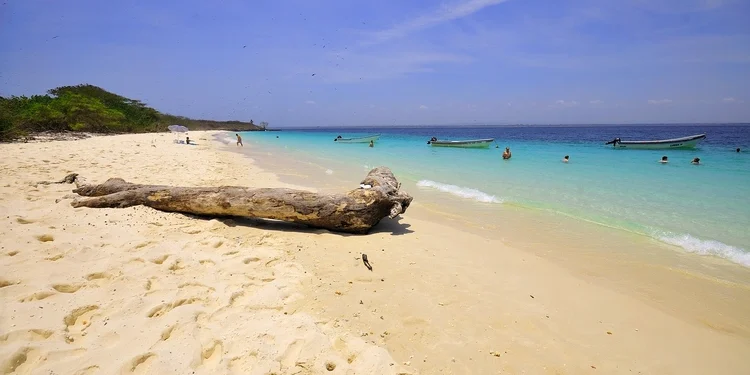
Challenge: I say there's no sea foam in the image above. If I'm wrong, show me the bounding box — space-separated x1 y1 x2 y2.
417 180 502 203
658 233 750 267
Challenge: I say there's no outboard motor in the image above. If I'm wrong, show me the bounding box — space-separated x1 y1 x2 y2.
605 137 621 146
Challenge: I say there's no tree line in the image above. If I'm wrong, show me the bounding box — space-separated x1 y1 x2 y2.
0 84 264 141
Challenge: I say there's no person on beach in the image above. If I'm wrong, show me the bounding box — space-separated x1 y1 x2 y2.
369 140 374 148
236 133 243 147
660 156 668 164
691 157 700 165
186 136 190 145
502 147 512 160
562 155 569 163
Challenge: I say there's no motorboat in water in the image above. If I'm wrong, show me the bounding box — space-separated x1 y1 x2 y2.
334 134 380 143
427 137 495 148
605 134 706 149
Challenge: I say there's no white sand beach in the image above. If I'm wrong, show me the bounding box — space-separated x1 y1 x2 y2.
2 131 750 375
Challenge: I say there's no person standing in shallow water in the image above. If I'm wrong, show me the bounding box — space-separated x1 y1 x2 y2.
691 157 700 165
236 133 243 147
502 147 512 160
562 155 569 163
369 140 374 148
660 156 668 164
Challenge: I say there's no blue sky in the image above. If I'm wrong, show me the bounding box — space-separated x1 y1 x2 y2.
1 0 749 126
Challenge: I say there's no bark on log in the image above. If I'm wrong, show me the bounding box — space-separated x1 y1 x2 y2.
69 167 412 234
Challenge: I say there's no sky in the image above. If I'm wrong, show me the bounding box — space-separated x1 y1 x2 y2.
1 0 749 126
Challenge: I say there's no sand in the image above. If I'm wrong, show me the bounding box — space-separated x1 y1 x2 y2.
1 131 749 375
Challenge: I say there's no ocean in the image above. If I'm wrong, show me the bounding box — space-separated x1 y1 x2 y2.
236 124 750 267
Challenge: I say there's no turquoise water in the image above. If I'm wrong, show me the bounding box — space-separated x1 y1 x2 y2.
238 125 750 267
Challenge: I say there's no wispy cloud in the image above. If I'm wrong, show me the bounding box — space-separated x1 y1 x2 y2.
589 100 604 104
310 50 472 84
366 0 510 44
305 100 316 105
722 97 743 103
648 99 674 105
419 104 429 110
550 100 579 108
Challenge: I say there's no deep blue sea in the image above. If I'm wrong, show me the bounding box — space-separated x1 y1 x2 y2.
240 124 750 267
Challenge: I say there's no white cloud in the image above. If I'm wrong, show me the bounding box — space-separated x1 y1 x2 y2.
648 99 673 105
419 104 429 110
305 100 316 105
722 97 743 103
550 100 579 108
367 0 510 43
589 100 603 104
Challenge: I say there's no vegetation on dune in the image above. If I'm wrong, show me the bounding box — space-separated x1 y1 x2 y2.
0 84 264 141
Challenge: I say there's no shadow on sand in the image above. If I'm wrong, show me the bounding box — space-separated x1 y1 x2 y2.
190 214 414 236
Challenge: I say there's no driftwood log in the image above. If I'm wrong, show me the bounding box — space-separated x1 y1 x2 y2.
69 167 412 234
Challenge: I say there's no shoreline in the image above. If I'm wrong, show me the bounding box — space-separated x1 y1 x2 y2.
1 131 749 374
222 131 750 373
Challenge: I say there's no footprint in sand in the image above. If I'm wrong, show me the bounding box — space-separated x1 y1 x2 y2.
16 217 35 224
198 340 223 369
160 324 178 341
123 353 157 374
35 234 54 242
86 272 111 281
52 283 84 293
0 329 54 343
6 250 19 256
0 279 18 289
73 365 99 375
1 347 42 374
150 254 169 265
45 253 64 261
147 298 203 318
168 259 186 271
63 305 99 343
19 291 56 302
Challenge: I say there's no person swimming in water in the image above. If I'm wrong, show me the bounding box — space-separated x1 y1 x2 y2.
369 140 374 148
691 157 700 165
502 147 512 160
737 148 741 153
562 155 569 163
660 156 668 164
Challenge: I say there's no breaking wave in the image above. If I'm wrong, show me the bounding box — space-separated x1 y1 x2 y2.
658 233 750 267
417 180 502 204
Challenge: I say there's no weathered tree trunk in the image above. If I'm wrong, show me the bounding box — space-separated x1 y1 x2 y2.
69 167 412 234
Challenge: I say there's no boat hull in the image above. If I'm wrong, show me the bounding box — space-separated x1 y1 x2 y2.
429 138 494 148
613 134 706 149
334 134 380 143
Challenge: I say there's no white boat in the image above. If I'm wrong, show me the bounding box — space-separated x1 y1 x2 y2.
334 134 380 143
427 137 495 148
605 134 706 149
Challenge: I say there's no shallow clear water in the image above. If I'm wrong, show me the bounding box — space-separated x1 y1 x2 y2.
240 125 750 266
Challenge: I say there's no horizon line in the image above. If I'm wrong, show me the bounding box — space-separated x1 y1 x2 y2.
269 122 750 129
